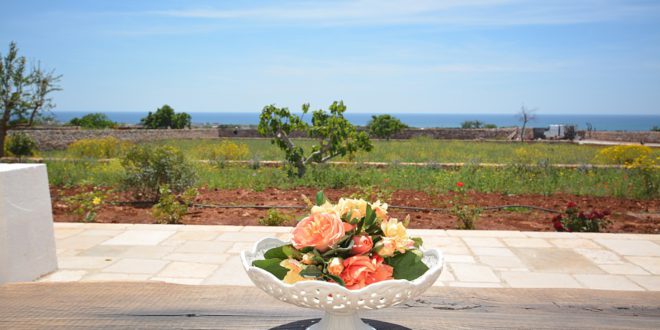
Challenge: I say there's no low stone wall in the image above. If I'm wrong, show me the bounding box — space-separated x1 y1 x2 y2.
219 127 517 140
8 126 658 151
581 131 660 144
9 128 218 150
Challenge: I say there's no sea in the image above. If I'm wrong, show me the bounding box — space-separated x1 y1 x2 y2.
50 111 660 131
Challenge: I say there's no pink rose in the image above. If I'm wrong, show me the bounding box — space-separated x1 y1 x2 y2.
350 235 373 255
340 255 394 290
291 212 345 252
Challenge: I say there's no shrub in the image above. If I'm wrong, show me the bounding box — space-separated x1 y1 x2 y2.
196 140 250 161
5 132 38 157
552 202 611 232
259 209 292 226
367 114 408 140
450 182 481 230
63 187 108 222
152 185 197 224
67 136 133 158
461 120 484 129
68 113 117 129
595 145 653 166
120 145 197 201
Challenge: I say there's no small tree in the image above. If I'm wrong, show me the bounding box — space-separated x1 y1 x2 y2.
140 104 191 129
69 113 117 129
367 114 408 140
1 42 61 157
517 106 536 141
461 120 484 129
258 101 372 177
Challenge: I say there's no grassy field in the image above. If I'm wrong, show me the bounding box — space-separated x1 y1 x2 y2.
41 137 659 199
43 137 652 164
46 158 659 199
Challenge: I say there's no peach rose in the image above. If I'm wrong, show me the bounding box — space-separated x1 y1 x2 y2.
350 235 373 255
370 200 389 220
340 255 394 290
370 255 394 283
327 257 344 276
381 218 414 254
311 201 339 217
280 259 310 284
337 198 368 222
376 237 397 257
301 252 315 265
291 212 345 252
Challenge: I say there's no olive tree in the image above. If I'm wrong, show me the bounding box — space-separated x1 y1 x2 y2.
1 42 61 157
258 101 372 177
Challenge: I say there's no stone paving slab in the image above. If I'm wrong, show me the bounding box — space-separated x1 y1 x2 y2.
37 223 660 291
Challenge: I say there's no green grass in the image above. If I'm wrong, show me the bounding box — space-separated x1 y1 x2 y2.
42 136 648 164
46 160 659 199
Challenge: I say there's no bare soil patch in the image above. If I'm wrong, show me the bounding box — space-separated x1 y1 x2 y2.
51 187 659 234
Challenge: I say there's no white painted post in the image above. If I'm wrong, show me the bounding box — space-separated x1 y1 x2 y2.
0 164 58 284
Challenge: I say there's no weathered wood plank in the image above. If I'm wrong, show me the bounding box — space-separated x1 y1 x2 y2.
1 282 658 329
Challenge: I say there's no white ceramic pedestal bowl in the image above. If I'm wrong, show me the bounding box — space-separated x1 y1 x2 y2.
241 238 444 330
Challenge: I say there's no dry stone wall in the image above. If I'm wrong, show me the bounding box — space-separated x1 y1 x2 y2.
9 128 218 150
8 126 658 151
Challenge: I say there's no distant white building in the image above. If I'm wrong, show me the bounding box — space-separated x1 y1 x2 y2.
533 124 577 140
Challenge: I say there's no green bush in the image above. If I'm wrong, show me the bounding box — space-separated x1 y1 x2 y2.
367 114 408 140
68 113 117 129
140 104 191 129
6 132 38 157
152 185 197 224
120 145 197 200
259 209 292 226
67 136 133 158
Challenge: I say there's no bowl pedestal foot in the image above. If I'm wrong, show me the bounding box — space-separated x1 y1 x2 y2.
307 311 375 330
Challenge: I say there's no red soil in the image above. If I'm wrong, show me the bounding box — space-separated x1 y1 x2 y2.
51 187 660 234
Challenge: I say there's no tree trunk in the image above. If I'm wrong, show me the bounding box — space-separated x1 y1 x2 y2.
520 123 527 141
0 122 7 158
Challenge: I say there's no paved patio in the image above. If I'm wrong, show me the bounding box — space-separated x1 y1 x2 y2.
40 223 660 291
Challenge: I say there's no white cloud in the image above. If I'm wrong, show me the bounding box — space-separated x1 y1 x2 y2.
150 0 660 27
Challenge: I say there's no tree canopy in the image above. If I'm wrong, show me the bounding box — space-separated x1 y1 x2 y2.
69 113 117 129
1 42 61 157
140 105 191 129
366 114 408 140
258 101 372 177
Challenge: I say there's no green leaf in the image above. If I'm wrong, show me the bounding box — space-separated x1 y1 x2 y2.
316 191 326 206
324 273 346 287
299 265 323 279
386 250 429 281
364 204 376 228
252 259 288 280
322 239 355 258
264 245 290 259
411 237 424 249
282 245 302 259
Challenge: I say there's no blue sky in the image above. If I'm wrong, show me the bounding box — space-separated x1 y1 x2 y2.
1 0 660 114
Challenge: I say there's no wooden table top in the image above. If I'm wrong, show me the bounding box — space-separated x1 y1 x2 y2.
1 282 659 329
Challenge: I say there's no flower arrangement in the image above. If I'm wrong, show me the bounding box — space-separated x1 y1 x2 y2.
552 201 611 232
251 192 428 290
